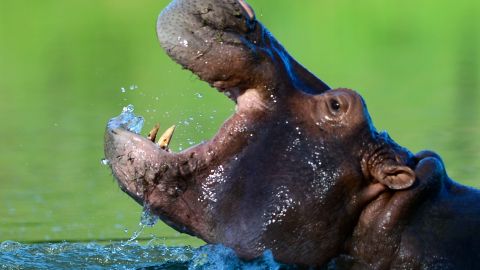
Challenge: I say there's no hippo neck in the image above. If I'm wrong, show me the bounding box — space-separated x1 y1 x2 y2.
343 163 445 269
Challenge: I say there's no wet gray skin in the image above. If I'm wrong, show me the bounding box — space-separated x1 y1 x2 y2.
105 0 480 268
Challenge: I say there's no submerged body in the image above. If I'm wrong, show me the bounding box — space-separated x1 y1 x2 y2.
104 0 480 268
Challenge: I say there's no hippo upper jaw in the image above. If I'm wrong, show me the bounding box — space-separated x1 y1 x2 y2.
157 0 259 94
157 0 330 103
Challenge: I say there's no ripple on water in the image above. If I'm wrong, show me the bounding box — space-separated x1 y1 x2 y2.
0 242 287 270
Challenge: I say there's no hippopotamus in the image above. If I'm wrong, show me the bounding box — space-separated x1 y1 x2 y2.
104 0 480 268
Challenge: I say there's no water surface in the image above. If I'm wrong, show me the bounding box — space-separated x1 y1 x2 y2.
0 242 285 270
0 0 479 252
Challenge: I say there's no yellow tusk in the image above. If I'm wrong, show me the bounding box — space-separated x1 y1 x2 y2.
158 125 176 150
147 124 160 142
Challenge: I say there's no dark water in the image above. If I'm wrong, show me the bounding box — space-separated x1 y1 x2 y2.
0 242 285 270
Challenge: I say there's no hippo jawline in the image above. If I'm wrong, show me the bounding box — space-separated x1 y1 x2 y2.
104 90 271 205
105 108 231 204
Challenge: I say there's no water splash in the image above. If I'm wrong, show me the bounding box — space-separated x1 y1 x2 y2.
189 245 283 270
199 165 226 206
100 158 110 166
123 207 159 246
140 206 159 227
262 186 295 228
107 104 144 134
0 241 194 270
0 242 290 270
120 85 138 93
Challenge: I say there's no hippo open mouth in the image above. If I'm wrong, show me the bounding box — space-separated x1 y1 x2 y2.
105 0 419 266
105 0 333 226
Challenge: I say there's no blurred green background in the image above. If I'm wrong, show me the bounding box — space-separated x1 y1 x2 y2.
0 0 479 244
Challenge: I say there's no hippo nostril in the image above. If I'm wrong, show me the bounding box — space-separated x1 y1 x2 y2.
237 0 255 20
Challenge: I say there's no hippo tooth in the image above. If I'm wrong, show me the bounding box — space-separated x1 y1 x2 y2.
158 125 176 150
147 123 160 142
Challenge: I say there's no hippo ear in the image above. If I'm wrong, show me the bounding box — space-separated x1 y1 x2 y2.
372 163 416 190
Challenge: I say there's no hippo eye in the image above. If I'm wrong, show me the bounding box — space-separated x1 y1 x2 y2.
329 99 341 112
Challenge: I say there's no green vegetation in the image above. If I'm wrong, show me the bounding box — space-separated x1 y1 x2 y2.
0 0 479 244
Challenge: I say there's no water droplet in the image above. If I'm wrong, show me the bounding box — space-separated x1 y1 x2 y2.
141 206 159 227
177 37 189 47
123 104 135 113
195 93 203 99
121 87 126 93
108 104 144 134
129 84 138 91
100 158 110 166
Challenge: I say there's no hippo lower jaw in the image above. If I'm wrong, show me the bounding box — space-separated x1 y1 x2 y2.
104 90 274 238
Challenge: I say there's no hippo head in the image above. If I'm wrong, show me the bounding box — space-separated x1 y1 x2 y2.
105 0 416 266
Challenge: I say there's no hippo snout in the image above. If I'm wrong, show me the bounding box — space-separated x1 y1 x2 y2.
156 0 272 94
157 0 256 46
157 0 257 62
